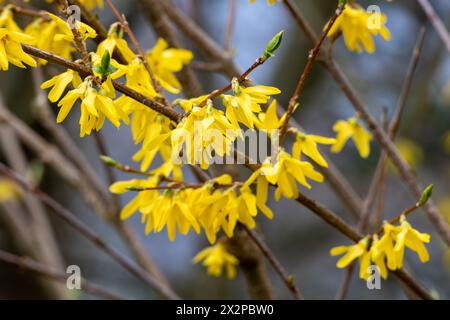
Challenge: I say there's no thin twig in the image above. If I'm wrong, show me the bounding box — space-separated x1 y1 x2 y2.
198 57 267 108
242 226 303 300
282 0 450 246
104 0 170 106
0 249 125 300
0 163 180 300
21 44 182 122
224 0 237 51
279 5 342 141
417 0 450 53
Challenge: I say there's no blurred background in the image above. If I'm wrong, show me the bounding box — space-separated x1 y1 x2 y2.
0 0 449 299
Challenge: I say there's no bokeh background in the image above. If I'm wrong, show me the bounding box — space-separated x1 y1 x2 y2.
0 0 449 299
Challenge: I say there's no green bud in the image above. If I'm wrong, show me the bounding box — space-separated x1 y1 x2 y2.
263 30 284 59
127 186 144 192
418 184 433 206
93 51 117 77
287 275 295 286
101 51 111 70
338 0 347 7
99 155 118 167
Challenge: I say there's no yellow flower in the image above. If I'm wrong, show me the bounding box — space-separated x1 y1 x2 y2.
55 77 129 137
330 237 372 280
172 103 237 170
142 189 201 242
331 117 372 158
0 5 22 32
193 243 239 279
96 25 135 63
331 219 431 281
327 4 391 54
0 28 36 70
254 99 285 131
292 132 336 167
146 38 193 94
255 149 324 200
393 216 431 267
223 79 281 129
0 178 22 202
175 95 208 113
24 14 96 62
121 57 158 98
41 69 82 103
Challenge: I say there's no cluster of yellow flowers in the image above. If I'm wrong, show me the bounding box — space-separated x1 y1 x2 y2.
331 216 430 280
0 1 433 282
193 243 239 279
327 3 391 54
110 173 272 244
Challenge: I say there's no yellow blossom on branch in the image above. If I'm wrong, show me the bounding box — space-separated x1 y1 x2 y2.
330 217 430 281
247 149 324 201
223 79 281 129
327 4 391 54
193 243 239 279
146 38 193 94
292 132 336 167
0 28 36 70
331 117 372 158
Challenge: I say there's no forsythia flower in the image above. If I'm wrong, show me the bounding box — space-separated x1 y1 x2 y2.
331 117 372 158
248 149 324 200
43 76 128 137
0 178 22 202
330 237 371 280
223 78 281 129
393 216 431 266
292 132 336 167
97 25 135 63
25 14 97 62
0 28 36 70
146 38 193 94
254 100 284 131
40 69 82 103
110 173 272 244
0 5 22 32
193 243 239 279
171 103 237 170
327 4 391 54
331 217 430 280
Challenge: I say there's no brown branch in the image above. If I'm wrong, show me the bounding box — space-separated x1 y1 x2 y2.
104 0 169 106
138 0 203 97
417 0 450 53
389 27 426 138
21 44 182 122
281 0 450 247
0 249 125 300
198 57 268 107
156 0 240 78
0 163 180 300
68 0 108 40
242 226 303 300
224 0 237 51
279 5 342 141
